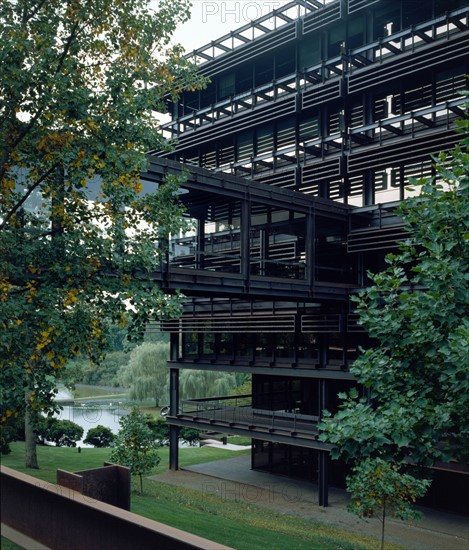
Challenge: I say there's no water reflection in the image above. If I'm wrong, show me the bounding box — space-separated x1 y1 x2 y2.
55 401 128 447
52 386 127 447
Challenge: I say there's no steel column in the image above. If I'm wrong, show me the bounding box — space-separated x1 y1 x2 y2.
169 337 180 470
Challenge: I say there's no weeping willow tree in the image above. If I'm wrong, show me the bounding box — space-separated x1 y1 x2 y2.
119 342 169 407
180 370 237 400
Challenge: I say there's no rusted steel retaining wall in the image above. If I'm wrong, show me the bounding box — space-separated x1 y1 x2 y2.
1 465 231 550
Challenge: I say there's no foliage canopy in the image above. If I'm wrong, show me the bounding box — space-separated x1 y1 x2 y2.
0 0 204 437
118 341 169 406
320 131 469 467
109 408 160 493
83 424 115 448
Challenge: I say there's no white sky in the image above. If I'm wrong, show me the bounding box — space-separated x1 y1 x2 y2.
159 0 292 53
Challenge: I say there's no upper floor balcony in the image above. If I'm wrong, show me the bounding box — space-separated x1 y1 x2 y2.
168 394 332 451
145 157 358 301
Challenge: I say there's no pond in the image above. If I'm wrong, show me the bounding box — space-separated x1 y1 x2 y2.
54 387 128 448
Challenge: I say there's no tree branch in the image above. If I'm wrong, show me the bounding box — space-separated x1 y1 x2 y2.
0 162 60 230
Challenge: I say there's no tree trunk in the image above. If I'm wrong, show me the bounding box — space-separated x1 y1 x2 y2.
25 405 39 469
381 503 386 550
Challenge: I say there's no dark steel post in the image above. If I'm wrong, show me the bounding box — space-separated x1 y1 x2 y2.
169 333 180 471
240 195 251 285
318 450 329 507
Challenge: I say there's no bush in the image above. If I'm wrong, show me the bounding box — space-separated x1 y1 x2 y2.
146 417 199 446
146 417 169 445
180 427 200 446
38 417 84 447
84 425 115 447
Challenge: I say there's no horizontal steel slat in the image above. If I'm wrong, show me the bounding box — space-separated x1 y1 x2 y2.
347 129 459 174
159 315 296 333
303 3 341 34
348 34 469 94
301 314 341 333
348 0 381 15
200 25 297 78
302 80 343 109
302 157 341 181
173 99 296 152
347 314 365 332
347 226 408 253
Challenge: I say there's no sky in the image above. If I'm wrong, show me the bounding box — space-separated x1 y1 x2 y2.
164 0 292 53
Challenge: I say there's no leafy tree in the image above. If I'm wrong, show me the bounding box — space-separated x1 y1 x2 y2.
109 408 160 494
180 369 237 400
347 458 430 550
320 135 468 467
179 426 200 446
0 0 205 468
38 417 84 447
146 417 199 446
146 417 170 445
320 129 468 528
83 424 115 448
119 342 169 406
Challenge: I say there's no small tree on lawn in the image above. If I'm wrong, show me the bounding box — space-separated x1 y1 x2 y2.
84 425 115 448
109 408 160 494
347 458 430 550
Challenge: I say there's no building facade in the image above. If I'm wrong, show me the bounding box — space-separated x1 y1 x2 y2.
146 0 469 511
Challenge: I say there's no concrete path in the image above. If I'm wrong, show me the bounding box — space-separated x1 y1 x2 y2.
149 454 469 550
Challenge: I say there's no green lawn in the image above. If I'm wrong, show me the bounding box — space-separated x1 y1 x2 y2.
1 443 401 550
1 442 244 484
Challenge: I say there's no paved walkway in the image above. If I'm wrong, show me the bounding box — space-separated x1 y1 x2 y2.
149 453 469 550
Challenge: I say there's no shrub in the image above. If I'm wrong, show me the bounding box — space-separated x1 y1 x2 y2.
84 425 115 448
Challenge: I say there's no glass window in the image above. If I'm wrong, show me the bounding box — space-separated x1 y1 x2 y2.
184 333 198 356
202 332 215 355
256 123 274 156
275 47 295 78
236 130 254 161
348 16 364 50
255 333 272 359
255 54 274 86
299 34 321 69
236 332 252 359
218 333 233 357
219 73 235 100
276 332 295 359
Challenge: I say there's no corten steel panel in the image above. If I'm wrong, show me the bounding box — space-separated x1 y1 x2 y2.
166 412 333 452
1 466 232 550
145 156 351 218
166 360 356 380
57 464 131 511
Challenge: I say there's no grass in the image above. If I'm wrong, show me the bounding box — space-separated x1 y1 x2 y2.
1 443 402 550
1 538 23 550
1 442 244 484
72 385 128 401
226 435 252 446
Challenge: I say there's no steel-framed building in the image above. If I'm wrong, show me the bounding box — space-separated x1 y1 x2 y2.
145 0 469 511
